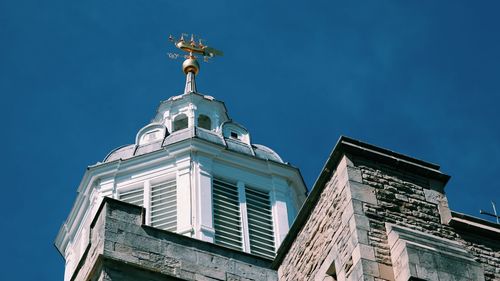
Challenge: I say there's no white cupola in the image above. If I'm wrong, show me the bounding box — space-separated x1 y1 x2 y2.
55 36 307 281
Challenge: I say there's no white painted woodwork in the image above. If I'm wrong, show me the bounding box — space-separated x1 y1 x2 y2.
55 91 307 281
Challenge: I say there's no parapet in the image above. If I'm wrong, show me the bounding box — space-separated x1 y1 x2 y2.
71 197 277 281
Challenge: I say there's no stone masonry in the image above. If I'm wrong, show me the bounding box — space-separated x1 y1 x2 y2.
277 154 384 281
275 137 500 281
72 197 277 281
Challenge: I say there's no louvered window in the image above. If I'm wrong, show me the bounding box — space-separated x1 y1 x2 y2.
119 187 144 207
150 179 177 232
246 187 275 258
212 178 243 250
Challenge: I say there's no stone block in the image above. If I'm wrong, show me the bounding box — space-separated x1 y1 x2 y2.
352 244 376 265
342 204 355 225
415 263 438 281
386 223 485 281
166 243 198 264
423 188 451 224
361 259 380 277
352 214 371 232
177 269 196 280
226 272 241 281
377 263 395 281
348 181 378 205
394 194 408 202
352 199 365 215
355 229 370 245
468 265 486 281
346 260 363 281
347 166 363 183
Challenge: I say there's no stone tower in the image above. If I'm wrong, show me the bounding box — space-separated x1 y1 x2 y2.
55 37 307 281
275 137 499 281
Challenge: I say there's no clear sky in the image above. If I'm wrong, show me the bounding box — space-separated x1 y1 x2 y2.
1 1 499 280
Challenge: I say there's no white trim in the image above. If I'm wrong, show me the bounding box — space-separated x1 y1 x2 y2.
238 181 251 253
56 137 306 262
144 180 151 225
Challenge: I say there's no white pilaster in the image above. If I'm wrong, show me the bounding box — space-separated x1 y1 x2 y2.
271 176 291 247
196 155 215 242
187 103 196 128
176 156 192 236
143 180 151 225
238 181 251 252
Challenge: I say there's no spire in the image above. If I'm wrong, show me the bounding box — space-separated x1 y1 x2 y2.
181 56 200 94
168 34 224 95
184 71 197 94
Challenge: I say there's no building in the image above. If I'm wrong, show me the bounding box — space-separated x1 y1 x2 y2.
55 41 500 281
275 137 499 281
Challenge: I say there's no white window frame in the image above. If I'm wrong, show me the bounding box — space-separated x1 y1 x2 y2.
116 174 177 230
212 176 277 257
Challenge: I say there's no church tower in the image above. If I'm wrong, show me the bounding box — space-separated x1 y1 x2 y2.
55 35 307 281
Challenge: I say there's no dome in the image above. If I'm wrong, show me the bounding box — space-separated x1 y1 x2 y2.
103 144 135 162
100 93 285 165
253 144 284 163
102 127 284 164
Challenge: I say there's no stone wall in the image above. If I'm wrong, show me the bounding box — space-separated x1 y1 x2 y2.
276 138 499 281
93 259 184 281
355 155 499 281
356 156 454 264
452 218 500 281
278 156 379 281
72 197 277 281
277 167 344 280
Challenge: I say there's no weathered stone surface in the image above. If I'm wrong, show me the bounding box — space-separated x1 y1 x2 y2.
72 198 277 281
354 156 498 280
278 169 349 280
387 223 485 281
278 158 380 281
277 146 499 281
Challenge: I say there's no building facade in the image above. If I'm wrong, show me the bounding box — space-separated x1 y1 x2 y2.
55 53 499 281
274 137 500 281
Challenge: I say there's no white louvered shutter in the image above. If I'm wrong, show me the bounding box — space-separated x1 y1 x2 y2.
212 178 243 250
245 187 275 258
150 179 177 232
119 187 144 207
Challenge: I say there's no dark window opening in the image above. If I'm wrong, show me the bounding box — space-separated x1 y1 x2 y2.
230 132 239 139
173 114 188 132
198 115 212 130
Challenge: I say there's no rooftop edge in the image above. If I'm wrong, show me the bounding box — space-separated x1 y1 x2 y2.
271 135 451 269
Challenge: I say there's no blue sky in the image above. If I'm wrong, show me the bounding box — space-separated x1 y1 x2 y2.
1 1 499 279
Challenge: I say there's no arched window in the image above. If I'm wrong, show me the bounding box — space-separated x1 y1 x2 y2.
198 114 212 130
173 114 188 132
221 122 250 144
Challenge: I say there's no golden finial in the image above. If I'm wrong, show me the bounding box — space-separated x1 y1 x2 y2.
168 34 223 75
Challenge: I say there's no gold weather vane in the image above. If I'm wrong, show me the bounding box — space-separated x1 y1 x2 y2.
168 34 223 75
